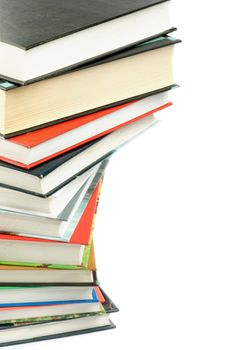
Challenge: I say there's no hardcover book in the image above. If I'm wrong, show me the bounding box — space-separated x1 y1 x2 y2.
0 286 99 307
0 315 115 347
0 36 180 136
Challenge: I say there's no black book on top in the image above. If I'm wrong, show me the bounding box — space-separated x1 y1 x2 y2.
0 0 175 84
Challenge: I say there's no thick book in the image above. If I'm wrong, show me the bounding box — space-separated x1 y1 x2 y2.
0 236 92 269
0 36 180 136
0 315 115 347
0 114 158 197
0 92 172 168
0 0 174 84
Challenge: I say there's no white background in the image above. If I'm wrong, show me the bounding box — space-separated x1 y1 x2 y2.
12 1 232 349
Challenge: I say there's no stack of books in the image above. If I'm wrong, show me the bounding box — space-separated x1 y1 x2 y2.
0 0 180 346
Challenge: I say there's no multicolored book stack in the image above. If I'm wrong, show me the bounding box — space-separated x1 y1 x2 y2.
0 0 180 346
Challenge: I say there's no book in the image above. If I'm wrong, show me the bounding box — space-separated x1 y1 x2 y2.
0 268 97 286
0 287 116 313
0 236 92 268
0 303 106 327
0 114 158 197
0 314 115 347
0 286 99 307
0 160 106 240
0 92 171 168
0 0 174 84
0 36 180 136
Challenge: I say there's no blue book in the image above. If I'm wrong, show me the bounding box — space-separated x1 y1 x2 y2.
0 286 98 307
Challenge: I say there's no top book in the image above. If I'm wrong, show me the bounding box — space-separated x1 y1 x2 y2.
0 0 174 84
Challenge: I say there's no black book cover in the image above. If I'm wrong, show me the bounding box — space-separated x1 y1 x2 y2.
0 0 170 50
